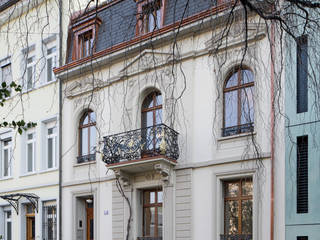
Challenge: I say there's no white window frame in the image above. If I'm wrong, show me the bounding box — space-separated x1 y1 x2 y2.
45 46 57 83
26 55 35 91
4 210 12 240
26 132 36 173
0 57 12 97
46 125 57 170
1 138 12 178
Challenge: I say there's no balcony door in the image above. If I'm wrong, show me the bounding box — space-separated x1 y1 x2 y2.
26 205 35 240
141 91 162 155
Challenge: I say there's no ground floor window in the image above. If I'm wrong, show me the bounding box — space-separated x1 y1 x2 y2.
42 203 57 240
222 178 253 240
4 210 12 240
141 189 163 239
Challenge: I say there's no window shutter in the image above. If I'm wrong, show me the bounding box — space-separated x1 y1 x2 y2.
296 35 308 113
296 135 308 213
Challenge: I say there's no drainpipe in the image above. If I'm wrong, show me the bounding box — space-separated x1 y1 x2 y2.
270 21 275 240
58 0 63 239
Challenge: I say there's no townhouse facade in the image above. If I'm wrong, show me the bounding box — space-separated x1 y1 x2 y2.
54 0 285 239
0 0 61 239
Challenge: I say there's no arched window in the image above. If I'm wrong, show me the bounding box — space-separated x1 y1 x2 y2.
78 110 96 163
223 68 254 136
141 91 162 154
141 91 162 128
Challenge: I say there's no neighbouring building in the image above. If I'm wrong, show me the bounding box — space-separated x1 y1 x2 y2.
55 1 285 240
0 0 60 239
285 30 320 239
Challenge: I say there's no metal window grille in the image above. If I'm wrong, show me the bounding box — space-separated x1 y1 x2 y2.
297 136 308 213
42 205 57 240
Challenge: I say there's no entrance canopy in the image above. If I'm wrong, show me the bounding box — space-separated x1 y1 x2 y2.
0 193 39 214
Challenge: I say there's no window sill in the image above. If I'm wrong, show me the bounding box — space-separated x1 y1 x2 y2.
38 167 58 174
20 172 37 178
74 161 96 167
0 176 13 181
217 131 256 142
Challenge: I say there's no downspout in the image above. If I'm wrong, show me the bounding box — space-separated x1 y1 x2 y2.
270 21 275 240
58 0 63 239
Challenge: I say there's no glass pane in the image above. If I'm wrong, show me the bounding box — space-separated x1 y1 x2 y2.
7 211 11 218
225 200 239 235
226 72 238 88
81 128 89 155
27 66 33 89
241 200 253 234
144 191 156 204
2 64 12 84
240 86 254 124
242 180 253 196
142 94 154 109
48 138 53 168
242 70 254 84
225 182 239 197
47 58 52 82
89 126 96 154
156 9 161 28
47 47 56 55
157 191 163 203
4 140 9 146
158 206 163 237
142 111 154 128
155 109 162 125
26 205 34 214
148 12 155 32
90 111 96 123
32 218 35 237
27 143 33 172
144 207 155 236
155 93 162 106
48 128 53 135
90 219 94 239
82 114 89 125
27 133 33 140
7 221 11 240
4 149 9 176
224 90 238 128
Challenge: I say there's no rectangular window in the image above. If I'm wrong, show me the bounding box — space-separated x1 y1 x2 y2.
47 126 57 169
297 35 308 113
297 135 308 213
223 179 253 239
137 0 164 35
1 63 12 87
297 237 308 240
79 31 93 58
141 189 163 239
42 203 57 240
26 56 35 90
26 132 35 173
46 47 57 83
5 210 12 240
1 138 12 178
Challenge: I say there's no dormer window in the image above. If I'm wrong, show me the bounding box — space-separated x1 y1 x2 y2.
71 17 102 61
137 0 165 35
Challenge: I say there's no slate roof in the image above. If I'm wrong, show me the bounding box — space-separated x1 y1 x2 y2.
67 0 216 63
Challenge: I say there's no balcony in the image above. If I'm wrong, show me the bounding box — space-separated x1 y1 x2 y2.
103 124 179 174
220 235 252 240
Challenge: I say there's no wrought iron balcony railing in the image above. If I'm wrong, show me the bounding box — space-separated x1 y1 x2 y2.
220 234 252 240
103 124 179 165
77 153 96 164
222 123 254 137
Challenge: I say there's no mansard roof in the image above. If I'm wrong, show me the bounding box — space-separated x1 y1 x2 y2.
55 0 233 75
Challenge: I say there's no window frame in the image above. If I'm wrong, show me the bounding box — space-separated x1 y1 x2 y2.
46 126 57 170
1 137 12 178
78 110 96 163
223 68 254 137
42 203 57 240
4 210 12 240
223 178 253 238
45 46 57 83
136 0 166 35
26 132 36 173
142 189 163 238
71 18 102 61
